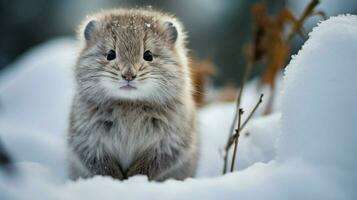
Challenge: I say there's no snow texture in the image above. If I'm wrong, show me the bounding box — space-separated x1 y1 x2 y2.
1 15 357 199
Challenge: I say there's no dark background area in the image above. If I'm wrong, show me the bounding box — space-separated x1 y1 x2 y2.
0 0 356 86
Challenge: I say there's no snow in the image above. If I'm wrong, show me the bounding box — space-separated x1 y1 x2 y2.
278 15 357 168
0 38 77 135
1 15 357 199
197 106 281 176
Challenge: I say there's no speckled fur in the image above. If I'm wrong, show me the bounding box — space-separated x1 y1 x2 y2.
68 9 198 181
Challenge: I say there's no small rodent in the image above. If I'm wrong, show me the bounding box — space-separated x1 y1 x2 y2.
67 8 198 181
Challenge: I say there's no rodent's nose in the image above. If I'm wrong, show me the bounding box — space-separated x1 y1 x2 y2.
121 73 137 81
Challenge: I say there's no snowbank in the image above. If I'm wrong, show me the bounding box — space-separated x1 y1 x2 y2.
0 38 77 135
279 15 357 169
1 15 357 199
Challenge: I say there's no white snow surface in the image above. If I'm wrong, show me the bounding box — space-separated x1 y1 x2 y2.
0 15 357 199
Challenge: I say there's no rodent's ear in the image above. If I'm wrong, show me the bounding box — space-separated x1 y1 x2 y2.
164 21 178 44
84 20 97 41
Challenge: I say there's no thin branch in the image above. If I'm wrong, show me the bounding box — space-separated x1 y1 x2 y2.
228 61 253 139
230 109 243 172
287 0 321 42
226 94 264 151
222 61 253 174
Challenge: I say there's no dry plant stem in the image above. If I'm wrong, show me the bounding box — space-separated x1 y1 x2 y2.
226 94 264 150
263 86 275 115
287 0 321 42
228 61 253 138
230 109 243 172
264 0 322 115
222 61 253 174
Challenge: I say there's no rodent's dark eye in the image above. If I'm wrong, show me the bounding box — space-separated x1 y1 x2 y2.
143 50 153 62
106 50 116 61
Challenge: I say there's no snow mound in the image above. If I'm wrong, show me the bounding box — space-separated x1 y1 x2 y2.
0 38 77 135
279 15 357 170
1 15 357 199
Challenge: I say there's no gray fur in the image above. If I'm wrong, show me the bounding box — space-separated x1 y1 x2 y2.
68 9 198 181
165 21 178 43
84 20 97 41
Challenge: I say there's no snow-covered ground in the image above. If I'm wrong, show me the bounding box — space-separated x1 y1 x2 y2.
0 15 356 199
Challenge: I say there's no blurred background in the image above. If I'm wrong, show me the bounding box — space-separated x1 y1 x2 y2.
0 0 357 86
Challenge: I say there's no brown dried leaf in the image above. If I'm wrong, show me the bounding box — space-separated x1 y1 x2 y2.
190 56 216 107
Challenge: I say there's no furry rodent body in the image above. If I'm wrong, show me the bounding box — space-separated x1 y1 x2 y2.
68 8 198 181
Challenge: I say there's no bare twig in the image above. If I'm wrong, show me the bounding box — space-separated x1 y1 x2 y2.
222 61 253 174
228 62 253 139
230 109 243 172
222 93 263 174
226 94 264 151
286 0 322 42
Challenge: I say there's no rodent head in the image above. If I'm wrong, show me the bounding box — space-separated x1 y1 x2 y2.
75 9 189 104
